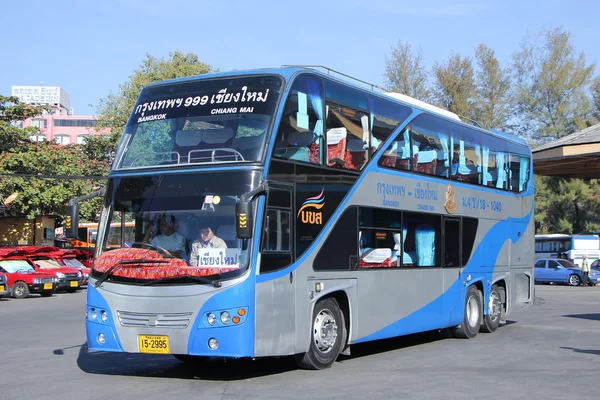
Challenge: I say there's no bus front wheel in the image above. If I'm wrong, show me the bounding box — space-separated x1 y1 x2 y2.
295 297 347 370
453 285 482 339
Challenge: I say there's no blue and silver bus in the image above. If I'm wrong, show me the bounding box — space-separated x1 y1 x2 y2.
73 66 534 369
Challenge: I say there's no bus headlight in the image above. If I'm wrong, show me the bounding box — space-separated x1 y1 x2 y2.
208 338 219 350
101 310 108 322
220 311 230 325
91 308 97 320
207 313 216 326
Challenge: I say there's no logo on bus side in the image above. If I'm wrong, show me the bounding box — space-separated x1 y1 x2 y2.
444 183 456 214
298 188 325 225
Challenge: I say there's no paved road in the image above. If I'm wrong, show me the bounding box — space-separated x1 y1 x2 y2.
1 285 599 400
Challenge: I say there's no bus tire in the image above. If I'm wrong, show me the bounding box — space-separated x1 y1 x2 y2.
481 285 502 333
295 297 346 370
453 285 482 339
12 282 30 299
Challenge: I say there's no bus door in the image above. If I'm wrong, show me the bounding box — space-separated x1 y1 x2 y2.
442 217 463 325
255 183 296 355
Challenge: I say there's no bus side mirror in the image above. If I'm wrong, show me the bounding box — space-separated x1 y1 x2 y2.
65 205 80 239
235 201 253 239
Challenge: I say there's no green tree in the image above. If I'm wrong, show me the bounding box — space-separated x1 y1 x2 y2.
383 41 429 101
0 95 108 221
472 44 512 130
85 51 216 163
512 27 595 141
590 76 600 123
431 53 476 119
0 96 48 153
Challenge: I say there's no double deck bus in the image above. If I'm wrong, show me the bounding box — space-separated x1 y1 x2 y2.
69 66 534 369
535 233 600 266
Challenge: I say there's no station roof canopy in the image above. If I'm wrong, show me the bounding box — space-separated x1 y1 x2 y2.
533 123 600 179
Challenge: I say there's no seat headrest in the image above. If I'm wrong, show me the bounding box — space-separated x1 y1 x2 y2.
233 135 263 150
176 130 203 147
417 150 437 163
203 128 235 144
287 131 315 147
347 138 366 153
326 127 347 145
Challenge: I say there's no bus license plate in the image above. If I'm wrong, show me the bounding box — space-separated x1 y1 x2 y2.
0 285 4 292
43 283 53 290
139 335 170 354
70 281 79 287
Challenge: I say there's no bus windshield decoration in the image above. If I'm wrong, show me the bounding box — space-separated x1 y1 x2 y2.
77 66 534 371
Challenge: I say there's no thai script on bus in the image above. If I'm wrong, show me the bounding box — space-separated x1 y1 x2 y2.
377 182 406 208
298 188 325 225
197 249 240 269
134 87 270 116
414 182 438 201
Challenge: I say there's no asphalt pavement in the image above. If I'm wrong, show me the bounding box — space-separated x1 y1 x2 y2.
0 285 599 400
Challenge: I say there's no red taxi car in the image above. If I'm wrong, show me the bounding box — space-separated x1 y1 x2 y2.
7 247 83 293
0 250 56 299
29 247 90 286
0 272 9 298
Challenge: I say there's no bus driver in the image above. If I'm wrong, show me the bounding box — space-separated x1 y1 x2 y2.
143 214 187 260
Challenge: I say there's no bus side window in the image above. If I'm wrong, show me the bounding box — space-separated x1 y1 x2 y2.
274 76 323 165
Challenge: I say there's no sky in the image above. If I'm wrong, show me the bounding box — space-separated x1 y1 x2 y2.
2 0 600 116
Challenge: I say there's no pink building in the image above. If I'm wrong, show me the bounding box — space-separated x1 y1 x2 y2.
12 85 108 145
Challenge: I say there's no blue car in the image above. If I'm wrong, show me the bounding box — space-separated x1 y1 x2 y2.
534 258 584 286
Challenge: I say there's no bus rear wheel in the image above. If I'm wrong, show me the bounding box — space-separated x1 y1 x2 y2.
481 285 502 333
453 285 482 339
295 297 346 370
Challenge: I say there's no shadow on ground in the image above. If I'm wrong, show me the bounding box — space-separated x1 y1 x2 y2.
562 313 600 321
560 346 600 356
68 323 514 380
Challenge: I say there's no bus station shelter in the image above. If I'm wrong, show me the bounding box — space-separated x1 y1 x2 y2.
533 123 600 178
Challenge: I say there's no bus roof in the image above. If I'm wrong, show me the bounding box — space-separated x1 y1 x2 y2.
144 66 528 147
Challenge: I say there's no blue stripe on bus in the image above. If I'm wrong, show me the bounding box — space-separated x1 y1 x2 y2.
354 205 533 343
257 158 534 284
86 284 124 352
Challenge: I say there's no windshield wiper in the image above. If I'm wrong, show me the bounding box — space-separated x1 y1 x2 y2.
94 259 169 287
141 275 222 288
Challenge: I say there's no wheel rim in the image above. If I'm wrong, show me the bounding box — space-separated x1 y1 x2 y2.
488 291 501 322
570 275 579 286
15 285 24 296
313 308 338 353
466 294 480 327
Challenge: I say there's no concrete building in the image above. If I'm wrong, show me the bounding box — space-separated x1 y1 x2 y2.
11 85 108 145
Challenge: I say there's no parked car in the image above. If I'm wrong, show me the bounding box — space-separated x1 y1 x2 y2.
534 258 585 286
0 272 9 298
18 246 90 286
3 247 83 292
0 256 57 299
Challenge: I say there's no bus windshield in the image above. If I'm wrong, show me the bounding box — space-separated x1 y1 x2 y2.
95 171 258 283
114 75 283 170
